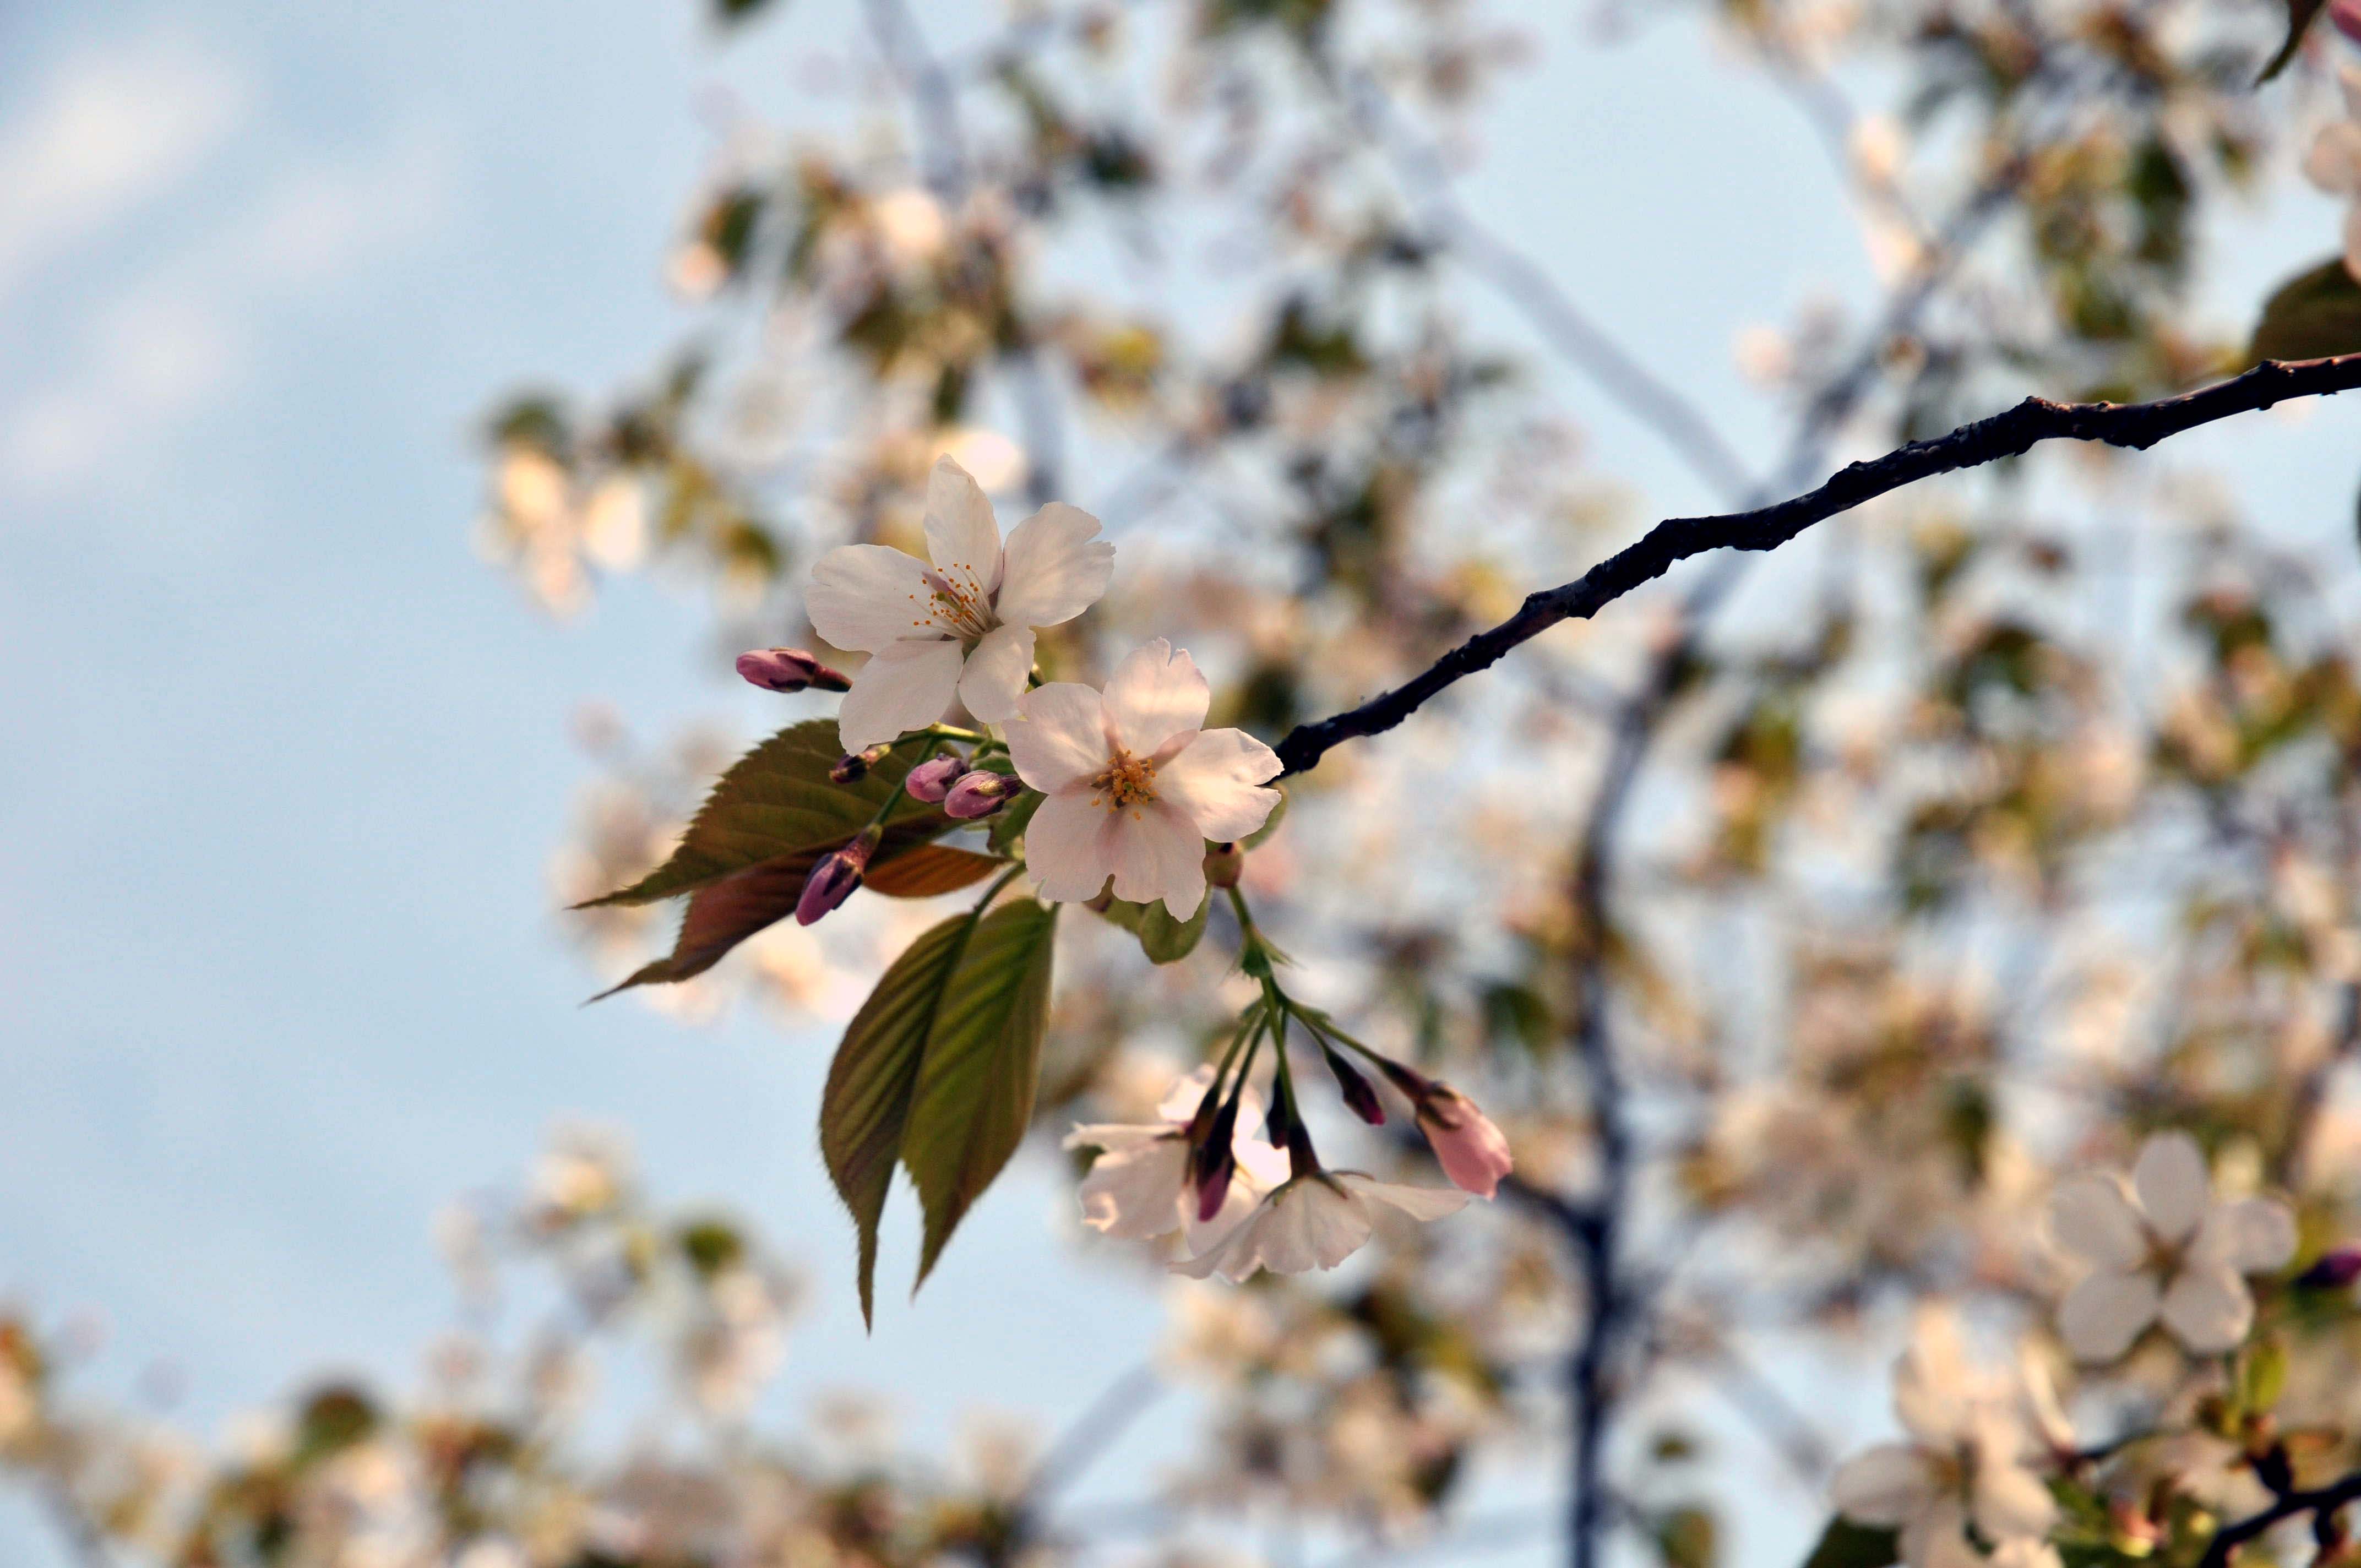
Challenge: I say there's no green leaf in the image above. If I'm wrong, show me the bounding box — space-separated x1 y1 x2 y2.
1091 892 1210 963
580 720 952 908
2251 257 2361 363
819 912 977 1327
2260 0 2329 81
1799 1519 1898 1568
2240 1333 2290 1413
900 900 1059 1288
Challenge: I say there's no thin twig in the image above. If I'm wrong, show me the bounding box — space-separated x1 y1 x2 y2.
2197 1468 2361 1568
1272 353 2361 777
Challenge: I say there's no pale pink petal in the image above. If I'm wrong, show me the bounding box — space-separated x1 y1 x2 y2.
1102 639 1210 758
1158 728 1283 841
1893 1308 1972 1446
1989 1542 2063 1568
2047 1174 2147 1271
958 623 1035 725
1830 1444 1939 1528
1154 1065 1223 1124
1903 1501 1981 1568
1183 1158 1271 1255
1971 1456 2058 1542
1335 1173 1472 1222
2059 1268 2161 1363
836 639 964 751
1021 790 1118 904
2342 64 2361 126
806 543 941 652
2306 123 2361 194
1105 799 1206 916
2133 1132 2211 1245
995 502 1114 628
1076 1139 1190 1240
2161 1261 2253 1354
1005 683 1108 793
921 457 1004 590
1233 1136 1292 1190
1296 1182 1375 1270
1169 1212 1256 1281
2196 1197 2297 1275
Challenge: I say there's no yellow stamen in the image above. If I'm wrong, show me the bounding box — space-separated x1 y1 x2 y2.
1091 751 1158 809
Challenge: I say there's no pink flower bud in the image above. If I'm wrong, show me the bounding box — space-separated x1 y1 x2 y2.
1192 1092 1243 1222
796 829 879 925
904 754 964 803
1415 1084 1512 1199
831 745 889 784
2336 0 2361 45
736 647 851 693
944 770 1022 820
2298 1248 2361 1290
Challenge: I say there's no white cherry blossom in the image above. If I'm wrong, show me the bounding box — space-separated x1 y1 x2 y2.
1170 1172 1468 1282
1004 639 1282 918
1831 1309 2059 1568
2304 68 2361 281
1063 1069 1290 1252
2045 1130 2297 1362
806 457 1114 751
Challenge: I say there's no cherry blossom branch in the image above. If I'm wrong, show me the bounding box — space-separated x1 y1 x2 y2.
1272 353 2361 777
2196 1467 2361 1568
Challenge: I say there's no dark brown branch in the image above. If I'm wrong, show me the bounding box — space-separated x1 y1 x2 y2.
2197 1467 2361 1568
1273 353 2361 777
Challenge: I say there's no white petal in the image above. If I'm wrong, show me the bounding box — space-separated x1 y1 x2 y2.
2058 1268 2161 1363
922 457 1004 588
1005 683 1108 793
995 502 1114 628
1830 1444 1939 1528
2161 1261 2253 1354
1183 1158 1271 1255
1105 799 1206 916
1169 1212 1256 1281
958 624 1035 725
1102 639 1210 758
2196 1197 2297 1275
2047 1174 2147 1271
2133 1132 2210 1245
1154 1065 1223 1124
806 544 940 652
1291 1182 1374 1270
1021 789 1118 904
1158 728 1283 842
836 639 964 751
1076 1139 1190 1240
1989 1542 2062 1568
1233 1136 1292 1190
1893 1309 1972 1445
1972 1457 2058 1542
1335 1172 1472 1222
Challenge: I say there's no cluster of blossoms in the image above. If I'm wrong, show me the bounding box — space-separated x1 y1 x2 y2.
1830 1133 2305 1568
737 456 1513 1278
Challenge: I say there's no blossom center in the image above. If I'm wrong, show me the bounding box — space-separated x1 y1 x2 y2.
917 565 996 642
1090 751 1159 810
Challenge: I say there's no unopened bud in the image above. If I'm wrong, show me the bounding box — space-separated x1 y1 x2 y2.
2336 0 2361 45
944 770 1022 820
2297 1247 2361 1291
1193 1091 1243 1222
831 745 890 784
736 647 851 693
1416 1082 1513 1199
1203 841 1244 889
1321 1044 1385 1125
904 754 964 804
796 829 879 925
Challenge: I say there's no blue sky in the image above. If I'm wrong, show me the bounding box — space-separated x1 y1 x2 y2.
6 3 2361 1565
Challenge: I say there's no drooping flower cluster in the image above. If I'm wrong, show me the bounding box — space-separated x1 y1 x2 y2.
731 456 1511 1280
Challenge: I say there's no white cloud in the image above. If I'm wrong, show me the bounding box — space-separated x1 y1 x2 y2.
1 119 456 493
0 38 251 302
